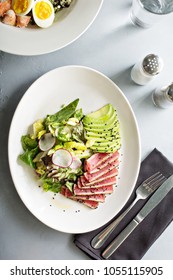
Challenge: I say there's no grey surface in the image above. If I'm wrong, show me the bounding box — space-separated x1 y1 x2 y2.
1 0 173 260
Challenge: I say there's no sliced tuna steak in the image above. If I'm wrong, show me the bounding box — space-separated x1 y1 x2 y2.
90 151 119 174
74 194 105 202
84 161 119 182
63 186 105 202
60 186 66 196
74 185 114 195
60 187 100 208
83 200 99 209
79 175 116 188
84 152 112 172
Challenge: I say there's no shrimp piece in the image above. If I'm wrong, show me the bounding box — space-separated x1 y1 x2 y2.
0 0 12 17
2 9 16 26
16 15 31 28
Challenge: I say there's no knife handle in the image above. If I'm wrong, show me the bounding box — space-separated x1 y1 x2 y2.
102 219 139 259
91 196 139 249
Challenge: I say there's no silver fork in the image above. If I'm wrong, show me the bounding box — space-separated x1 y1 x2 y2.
91 172 166 249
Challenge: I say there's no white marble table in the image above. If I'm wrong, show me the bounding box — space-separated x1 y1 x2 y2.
0 0 173 260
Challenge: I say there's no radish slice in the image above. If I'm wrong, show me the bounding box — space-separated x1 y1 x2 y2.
52 149 73 168
39 133 56 151
70 156 82 169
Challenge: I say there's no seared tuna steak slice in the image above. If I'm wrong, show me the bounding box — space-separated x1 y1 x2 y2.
83 200 99 209
90 151 119 174
63 186 105 202
60 186 100 208
84 161 119 182
79 175 116 188
74 185 114 195
84 152 112 172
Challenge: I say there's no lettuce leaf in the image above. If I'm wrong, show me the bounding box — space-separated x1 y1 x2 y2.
21 135 38 151
42 178 62 193
19 146 39 168
45 98 79 126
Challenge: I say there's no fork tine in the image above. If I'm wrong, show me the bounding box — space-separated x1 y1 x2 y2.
144 171 161 184
149 176 166 190
147 173 164 185
143 172 166 193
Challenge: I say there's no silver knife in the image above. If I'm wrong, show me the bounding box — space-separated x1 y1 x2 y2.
102 174 173 259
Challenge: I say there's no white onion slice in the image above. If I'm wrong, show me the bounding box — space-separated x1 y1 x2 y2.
52 149 73 168
39 133 56 151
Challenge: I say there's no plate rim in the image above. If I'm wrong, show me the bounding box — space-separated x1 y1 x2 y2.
8 65 141 233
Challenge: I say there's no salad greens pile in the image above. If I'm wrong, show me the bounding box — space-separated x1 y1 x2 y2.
19 98 121 195
19 99 91 193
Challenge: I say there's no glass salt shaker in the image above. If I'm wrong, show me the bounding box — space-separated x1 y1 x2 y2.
152 83 173 109
131 54 164 85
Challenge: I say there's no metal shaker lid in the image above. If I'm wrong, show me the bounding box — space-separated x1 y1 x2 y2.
167 83 173 101
142 54 163 76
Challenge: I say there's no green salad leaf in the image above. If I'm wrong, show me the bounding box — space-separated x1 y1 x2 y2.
42 177 62 193
19 146 39 168
56 126 72 142
45 98 79 126
21 135 38 151
73 108 83 121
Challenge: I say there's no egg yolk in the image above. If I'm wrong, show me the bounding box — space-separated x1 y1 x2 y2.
35 2 52 20
13 0 28 14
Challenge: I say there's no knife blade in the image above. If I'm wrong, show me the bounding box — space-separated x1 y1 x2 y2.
102 174 173 259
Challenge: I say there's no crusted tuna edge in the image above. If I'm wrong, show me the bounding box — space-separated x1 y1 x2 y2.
74 185 114 195
84 160 119 182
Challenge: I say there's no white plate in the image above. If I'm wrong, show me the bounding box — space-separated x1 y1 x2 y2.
8 65 141 233
0 0 103 56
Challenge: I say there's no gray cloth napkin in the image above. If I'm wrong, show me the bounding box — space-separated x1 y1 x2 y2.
74 148 173 259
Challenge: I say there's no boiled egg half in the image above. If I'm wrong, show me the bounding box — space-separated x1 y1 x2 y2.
12 0 34 16
32 0 55 28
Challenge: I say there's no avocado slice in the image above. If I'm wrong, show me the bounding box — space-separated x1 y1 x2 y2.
83 103 112 119
83 103 121 153
83 104 114 124
91 138 120 148
85 123 120 137
86 135 120 144
90 142 121 153
83 113 117 129
85 135 116 142
84 120 119 132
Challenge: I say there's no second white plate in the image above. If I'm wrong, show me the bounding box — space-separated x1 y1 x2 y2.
0 0 103 56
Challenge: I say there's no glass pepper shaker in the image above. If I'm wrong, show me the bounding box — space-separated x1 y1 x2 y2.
152 83 173 109
131 54 164 85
